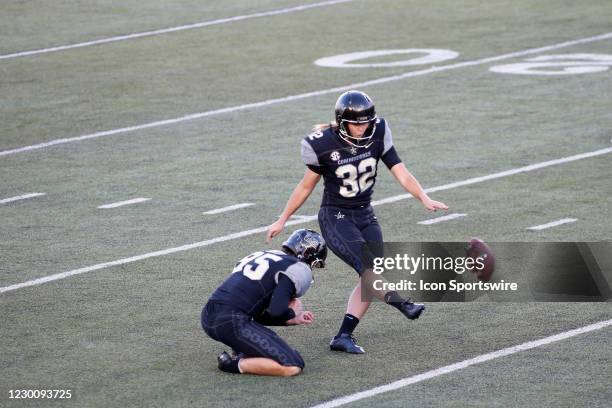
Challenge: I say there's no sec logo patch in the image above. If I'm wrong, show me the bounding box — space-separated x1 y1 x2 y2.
330 151 341 161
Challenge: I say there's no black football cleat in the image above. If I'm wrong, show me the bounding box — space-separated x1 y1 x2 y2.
217 351 241 374
399 300 425 320
329 333 365 354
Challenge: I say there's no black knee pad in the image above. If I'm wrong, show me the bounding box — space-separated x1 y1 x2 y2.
286 348 305 369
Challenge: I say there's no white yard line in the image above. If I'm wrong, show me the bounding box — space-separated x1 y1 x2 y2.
98 197 151 209
371 147 612 206
1 31 611 158
0 0 353 61
0 192 46 204
289 214 317 220
308 318 612 408
418 213 466 225
527 218 578 231
1 147 610 294
203 203 255 215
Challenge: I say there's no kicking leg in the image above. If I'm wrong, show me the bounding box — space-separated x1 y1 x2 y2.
360 267 426 320
346 278 372 319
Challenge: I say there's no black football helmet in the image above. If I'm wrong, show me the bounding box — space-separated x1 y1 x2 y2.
282 229 327 269
334 90 378 148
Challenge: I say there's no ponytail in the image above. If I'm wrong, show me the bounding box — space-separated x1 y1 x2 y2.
313 122 338 132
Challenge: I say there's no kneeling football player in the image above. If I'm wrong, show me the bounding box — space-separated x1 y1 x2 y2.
201 229 327 376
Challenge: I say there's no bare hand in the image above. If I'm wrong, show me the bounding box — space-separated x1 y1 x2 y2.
288 297 303 315
300 311 314 324
266 219 285 243
422 197 448 212
286 311 314 325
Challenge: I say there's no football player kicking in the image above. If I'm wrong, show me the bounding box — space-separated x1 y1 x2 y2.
201 229 327 376
267 90 448 354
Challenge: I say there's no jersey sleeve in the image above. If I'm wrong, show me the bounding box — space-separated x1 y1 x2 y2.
301 139 325 174
279 262 313 297
254 274 297 325
381 120 402 169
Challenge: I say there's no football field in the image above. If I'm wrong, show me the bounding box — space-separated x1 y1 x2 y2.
1 0 611 406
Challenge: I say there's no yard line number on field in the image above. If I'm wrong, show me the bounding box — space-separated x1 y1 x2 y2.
1 32 611 158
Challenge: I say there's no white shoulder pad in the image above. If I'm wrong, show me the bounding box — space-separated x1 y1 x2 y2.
280 262 313 297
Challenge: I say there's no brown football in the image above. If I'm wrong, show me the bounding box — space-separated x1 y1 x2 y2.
465 238 495 282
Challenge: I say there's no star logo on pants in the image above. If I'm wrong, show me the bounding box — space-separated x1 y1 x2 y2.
335 211 345 220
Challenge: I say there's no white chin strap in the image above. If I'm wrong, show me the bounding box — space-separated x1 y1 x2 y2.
338 122 376 149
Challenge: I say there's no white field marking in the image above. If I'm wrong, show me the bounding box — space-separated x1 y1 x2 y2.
527 218 578 231
0 192 46 204
0 0 353 61
1 147 610 294
98 197 151 209
314 49 460 68
203 202 255 215
489 53 612 75
370 147 612 206
289 214 317 220
309 318 612 408
0 216 312 294
417 213 466 225
1 31 612 158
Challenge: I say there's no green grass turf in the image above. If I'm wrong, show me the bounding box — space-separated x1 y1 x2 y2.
2 65 611 283
1 0 611 150
0 0 325 54
1 0 611 406
344 326 612 408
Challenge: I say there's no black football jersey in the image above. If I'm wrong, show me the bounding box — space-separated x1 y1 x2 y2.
301 118 402 208
208 250 312 316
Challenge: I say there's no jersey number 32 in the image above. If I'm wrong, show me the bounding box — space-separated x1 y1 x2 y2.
335 157 377 198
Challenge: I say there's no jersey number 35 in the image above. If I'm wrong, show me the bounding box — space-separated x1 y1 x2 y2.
232 251 283 280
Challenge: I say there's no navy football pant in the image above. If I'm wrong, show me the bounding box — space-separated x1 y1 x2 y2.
318 205 384 275
201 302 305 368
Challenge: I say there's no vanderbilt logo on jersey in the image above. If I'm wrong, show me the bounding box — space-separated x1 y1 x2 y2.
330 151 341 161
349 146 358 155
